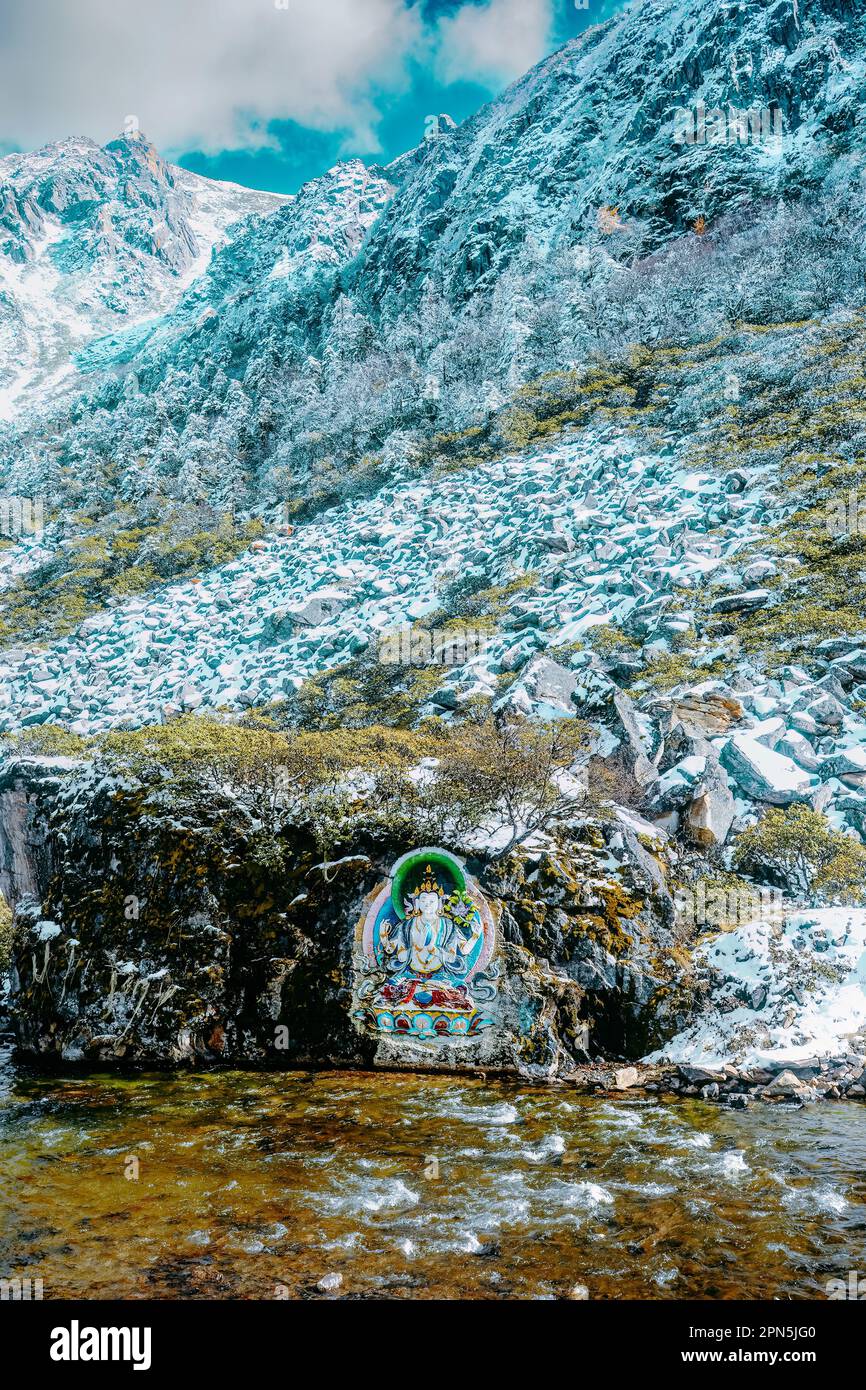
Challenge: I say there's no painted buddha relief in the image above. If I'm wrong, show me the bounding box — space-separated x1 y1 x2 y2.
354 848 498 1039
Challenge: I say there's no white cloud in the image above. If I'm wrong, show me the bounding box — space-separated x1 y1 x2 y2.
0 0 425 155
433 0 554 87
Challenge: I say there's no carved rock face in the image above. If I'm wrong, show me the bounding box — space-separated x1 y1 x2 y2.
353 848 499 1047
1 763 683 1074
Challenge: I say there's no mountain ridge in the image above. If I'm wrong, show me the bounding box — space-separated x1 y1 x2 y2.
0 130 286 420
2 0 866 1086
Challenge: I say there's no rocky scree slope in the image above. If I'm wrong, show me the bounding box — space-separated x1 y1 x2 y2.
2 419 866 858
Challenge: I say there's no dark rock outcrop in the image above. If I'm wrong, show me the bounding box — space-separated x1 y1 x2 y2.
1 756 685 1076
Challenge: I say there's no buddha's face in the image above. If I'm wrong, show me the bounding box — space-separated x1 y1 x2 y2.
416 890 440 920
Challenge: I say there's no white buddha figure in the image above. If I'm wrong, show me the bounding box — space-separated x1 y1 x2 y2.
379 867 481 984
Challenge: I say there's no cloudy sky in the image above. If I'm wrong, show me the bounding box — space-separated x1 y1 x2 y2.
0 0 627 191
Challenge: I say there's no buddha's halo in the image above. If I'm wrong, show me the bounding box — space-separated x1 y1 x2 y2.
389 847 467 919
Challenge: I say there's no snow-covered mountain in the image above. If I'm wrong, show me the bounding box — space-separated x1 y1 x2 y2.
354 0 866 309
0 0 865 835
3 0 865 500
0 133 285 420
2 0 866 1081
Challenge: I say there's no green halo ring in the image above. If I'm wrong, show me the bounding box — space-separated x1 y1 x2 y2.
390 848 467 919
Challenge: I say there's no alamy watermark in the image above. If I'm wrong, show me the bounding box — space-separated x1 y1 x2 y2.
0 495 44 538
826 1271 866 1299
675 882 783 928
826 488 866 539
378 626 489 667
50 1322 151 1371
0 1275 43 1300
674 101 783 147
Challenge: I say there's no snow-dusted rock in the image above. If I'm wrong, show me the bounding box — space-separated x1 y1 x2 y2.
721 733 816 806
611 689 658 787
646 908 866 1071
516 656 580 718
710 589 771 614
684 754 736 847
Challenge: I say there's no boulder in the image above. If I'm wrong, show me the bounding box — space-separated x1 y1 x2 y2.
776 729 821 772
669 693 744 737
650 754 707 812
710 589 770 614
743 560 777 583
677 1065 725 1085
720 734 815 805
808 694 845 728
831 650 866 682
821 746 866 779
261 607 296 642
760 1069 811 1098
533 528 574 553
179 681 203 711
286 589 351 628
837 795 866 836
684 753 735 846
815 637 862 659
611 689 657 786
518 656 581 716
657 721 715 773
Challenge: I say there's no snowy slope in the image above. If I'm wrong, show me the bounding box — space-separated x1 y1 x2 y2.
353 0 866 309
0 427 766 729
3 2 866 512
646 907 866 1068
2 417 865 850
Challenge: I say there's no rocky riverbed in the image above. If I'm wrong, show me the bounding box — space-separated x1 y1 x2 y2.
561 1058 866 1106
2 1055 864 1300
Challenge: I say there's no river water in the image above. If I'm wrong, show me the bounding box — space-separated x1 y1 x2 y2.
1 1046 864 1300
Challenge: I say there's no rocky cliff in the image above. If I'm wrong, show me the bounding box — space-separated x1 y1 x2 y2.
0 754 685 1073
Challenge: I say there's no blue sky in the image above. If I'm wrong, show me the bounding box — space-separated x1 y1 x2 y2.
178 0 626 193
0 0 628 194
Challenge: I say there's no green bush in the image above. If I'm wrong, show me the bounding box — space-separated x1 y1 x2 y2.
100 710 590 861
278 652 448 731
732 805 866 903
1 724 90 759
0 896 13 976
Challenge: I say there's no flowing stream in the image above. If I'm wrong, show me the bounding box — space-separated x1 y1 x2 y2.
1 1046 864 1300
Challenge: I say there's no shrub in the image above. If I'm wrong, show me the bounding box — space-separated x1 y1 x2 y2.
426 711 591 858
1 724 90 759
0 895 12 975
587 625 639 657
732 805 866 903
99 710 591 861
279 652 448 731
101 716 312 819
